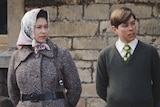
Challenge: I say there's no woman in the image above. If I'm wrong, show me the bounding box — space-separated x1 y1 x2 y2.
7 8 82 107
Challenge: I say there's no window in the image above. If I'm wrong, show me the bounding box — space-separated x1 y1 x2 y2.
0 0 7 34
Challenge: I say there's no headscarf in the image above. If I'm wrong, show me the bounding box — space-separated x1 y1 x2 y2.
16 8 50 53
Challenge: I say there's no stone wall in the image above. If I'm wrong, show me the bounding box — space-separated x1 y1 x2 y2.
0 35 8 51
0 0 160 107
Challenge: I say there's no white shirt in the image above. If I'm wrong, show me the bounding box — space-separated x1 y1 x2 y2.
115 38 138 57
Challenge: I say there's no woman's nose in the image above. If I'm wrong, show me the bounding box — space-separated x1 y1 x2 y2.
41 27 47 33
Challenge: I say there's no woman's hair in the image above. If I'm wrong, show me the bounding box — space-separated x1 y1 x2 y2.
110 7 136 28
37 9 48 20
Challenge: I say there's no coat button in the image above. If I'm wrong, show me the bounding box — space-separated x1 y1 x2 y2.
35 54 40 58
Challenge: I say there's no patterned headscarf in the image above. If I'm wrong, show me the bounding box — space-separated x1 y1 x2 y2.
16 8 50 53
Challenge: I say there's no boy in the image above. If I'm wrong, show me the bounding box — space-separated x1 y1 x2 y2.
96 7 160 107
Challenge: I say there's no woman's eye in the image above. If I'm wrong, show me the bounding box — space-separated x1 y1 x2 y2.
44 26 48 29
35 26 41 29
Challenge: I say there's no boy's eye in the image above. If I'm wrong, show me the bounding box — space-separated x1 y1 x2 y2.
131 22 135 25
122 24 128 27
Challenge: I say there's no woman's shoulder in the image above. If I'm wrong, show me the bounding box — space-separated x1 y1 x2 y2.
57 46 69 54
11 49 21 58
11 46 33 62
47 39 70 56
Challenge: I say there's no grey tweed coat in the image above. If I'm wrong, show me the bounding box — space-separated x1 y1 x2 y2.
7 39 82 107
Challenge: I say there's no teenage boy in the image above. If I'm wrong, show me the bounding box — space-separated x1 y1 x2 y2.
96 7 160 107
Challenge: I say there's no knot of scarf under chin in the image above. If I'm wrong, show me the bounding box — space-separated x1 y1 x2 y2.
32 39 50 54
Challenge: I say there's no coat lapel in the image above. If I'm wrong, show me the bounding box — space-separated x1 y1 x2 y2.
14 46 33 70
14 39 57 70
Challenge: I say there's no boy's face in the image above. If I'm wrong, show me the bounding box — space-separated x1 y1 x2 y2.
112 16 136 44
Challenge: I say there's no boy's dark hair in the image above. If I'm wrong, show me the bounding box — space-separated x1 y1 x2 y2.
37 9 48 20
110 7 136 28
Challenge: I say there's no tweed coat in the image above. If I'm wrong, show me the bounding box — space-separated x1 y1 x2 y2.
7 39 82 107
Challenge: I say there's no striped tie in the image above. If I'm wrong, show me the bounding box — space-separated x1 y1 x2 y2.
123 45 131 61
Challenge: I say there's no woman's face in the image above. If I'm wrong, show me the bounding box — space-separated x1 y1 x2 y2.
34 18 48 43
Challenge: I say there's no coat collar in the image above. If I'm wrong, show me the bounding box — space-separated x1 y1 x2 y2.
39 39 56 58
18 39 56 62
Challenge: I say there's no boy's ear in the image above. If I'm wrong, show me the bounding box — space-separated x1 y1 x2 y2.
112 25 118 34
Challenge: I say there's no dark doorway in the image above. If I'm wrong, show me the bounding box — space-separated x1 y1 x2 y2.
0 0 7 34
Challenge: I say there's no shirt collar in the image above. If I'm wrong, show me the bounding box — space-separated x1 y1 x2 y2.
128 39 138 51
116 38 138 53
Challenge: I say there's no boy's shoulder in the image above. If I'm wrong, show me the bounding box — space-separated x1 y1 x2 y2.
138 40 157 50
99 44 116 56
